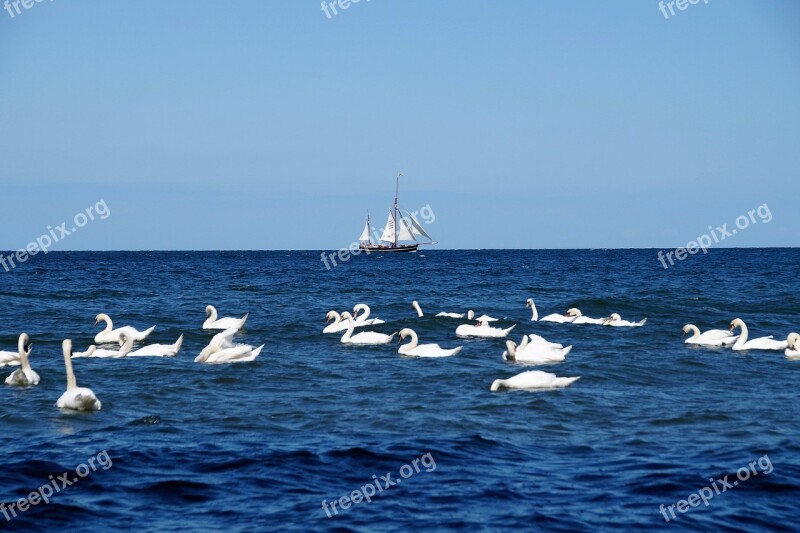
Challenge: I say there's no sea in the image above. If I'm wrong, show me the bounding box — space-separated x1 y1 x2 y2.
1 249 798 531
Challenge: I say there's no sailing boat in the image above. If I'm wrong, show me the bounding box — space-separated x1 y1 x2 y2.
358 174 436 253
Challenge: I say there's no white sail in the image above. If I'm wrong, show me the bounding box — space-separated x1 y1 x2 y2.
405 212 433 241
379 211 395 243
397 217 416 241
359 221 370 242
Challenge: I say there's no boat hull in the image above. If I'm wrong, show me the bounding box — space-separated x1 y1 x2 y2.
359 243 419 253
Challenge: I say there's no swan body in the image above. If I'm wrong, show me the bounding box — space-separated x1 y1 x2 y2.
602 313 647 327
340 312 396 345
57 340 101 411
502 338 572 363
203 305 248 330
93 313 155 344
196 328 239 361
456 322 515 338
470 310 498 322
527 300 574 323
197 344 264 364
682 324 738 346
4 334 39 387
412 300 463 318
398 328 462 357
567 308 605 325
353 304 385 326
0 333 30 368
127 334 183 357
786 333 800 359
73 335 133 359
730 318 788 351
490 370 580 392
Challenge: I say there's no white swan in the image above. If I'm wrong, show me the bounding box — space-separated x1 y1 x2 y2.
57 340 101 411
502 339 572 364
196 328 239 361
127 334 184 357
340 312 396 345
0 333 28 368
730 318 788 351
786 333 800 359
602 313 647 327
353 304 385 325
525 298 566 322
490 370 580 392
203 305 248 330
412 302 466 319
469 310 498 322
73 334 133 359
398 328 462 358
682 324 738 346
94 313 155 345
566 308 605 325
4 334 39 387
196 343 264 364
455 321 515 338
501 334 565 357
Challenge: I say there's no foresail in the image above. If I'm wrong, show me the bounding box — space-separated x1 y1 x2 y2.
359 221 370 242
405 212 433 241
397 217 416 242
379 212 395 242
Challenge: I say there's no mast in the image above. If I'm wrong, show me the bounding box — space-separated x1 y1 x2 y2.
367 211 371 245
394 172 401 247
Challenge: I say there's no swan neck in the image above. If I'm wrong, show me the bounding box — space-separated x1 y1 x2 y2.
505 341 516 357
405 330 418 350
530 301 538 321
63 345 77 389
689 325 700 340
342 316 354 340
413 302 423 317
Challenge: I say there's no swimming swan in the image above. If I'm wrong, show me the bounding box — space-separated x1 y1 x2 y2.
73 334 132 359
196 343 263 364
502 339 572 364
469 310 498 322
340 312 396 345
455 322 515 338
412 301 469 318
682 324 738 346
127 334 184 357
94 313 155 345
196 328 238 361
203 305 248 330
0 333 28 368
566 308 605 325
353 304 385 325
398 328 462 357
4 334 39 387
490 370 580 392
57 340 101 411
786 333 800 359
602 313 647 327
729 318 788 351
526 299 569 323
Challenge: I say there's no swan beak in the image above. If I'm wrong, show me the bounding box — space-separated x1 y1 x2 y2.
729 325 734 332
681 330 686 337
93 319 99 326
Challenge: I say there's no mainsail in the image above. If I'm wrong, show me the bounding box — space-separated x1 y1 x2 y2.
379 211 396 243
359 221 371 242
397 217 416 242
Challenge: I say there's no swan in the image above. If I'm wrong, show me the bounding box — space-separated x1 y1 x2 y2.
56 340 101 411
196 343 264 364
455 321 515 338
566 308 605 325
602 313 647 327
786 333 800 359
398 328 462 357
4 334 39 387
502 339 572 363
412 302 466 319
203 305 248 330
0 333 28 368
94 313 155 345
353 304 385 325
490 370 580 392
469 310 498 322
196 328 239 361
127 334 184 357
340 312 396 345
682 324 738 346
73 334 133 358
730 318 788 351
525 298 568 322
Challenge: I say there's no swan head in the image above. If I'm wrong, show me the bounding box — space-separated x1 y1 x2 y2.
205 305 215 317
602 313 621 324
525 298 534 308
398 328 416 344
490 379 503 392
62 339 72 355
566 308 581 317
505 340 517 358
682 324 693 337
730 318 745 332
18 333 31 355
788 332 799 350
325 311 339 324
94 313 110 327
467 310 475 320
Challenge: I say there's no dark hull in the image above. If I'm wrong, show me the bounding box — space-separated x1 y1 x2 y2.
359 243 419 253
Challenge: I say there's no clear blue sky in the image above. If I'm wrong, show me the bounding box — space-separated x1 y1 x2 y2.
1 0 798 250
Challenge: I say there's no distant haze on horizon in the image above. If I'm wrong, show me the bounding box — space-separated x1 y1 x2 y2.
1 1 798 251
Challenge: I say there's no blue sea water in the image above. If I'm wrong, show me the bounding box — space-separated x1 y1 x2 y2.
1 249 799 531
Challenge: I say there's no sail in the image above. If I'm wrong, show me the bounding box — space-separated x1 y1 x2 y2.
359 221 370 242
397 216 416 241
379 211 395 242
405 212 433 241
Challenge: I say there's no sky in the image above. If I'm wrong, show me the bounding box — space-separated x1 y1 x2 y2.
0 0 798 250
